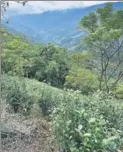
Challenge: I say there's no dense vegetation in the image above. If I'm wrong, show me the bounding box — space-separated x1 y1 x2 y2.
1 3 123 152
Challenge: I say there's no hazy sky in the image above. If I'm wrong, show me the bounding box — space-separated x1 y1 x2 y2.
6 1 116 16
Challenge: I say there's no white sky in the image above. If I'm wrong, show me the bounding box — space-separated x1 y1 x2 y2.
6 1 117 15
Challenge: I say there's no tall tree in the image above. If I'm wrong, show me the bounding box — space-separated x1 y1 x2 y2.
79 3 123 93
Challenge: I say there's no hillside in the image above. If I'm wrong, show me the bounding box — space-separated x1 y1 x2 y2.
2 74 123 152
2 2 123 50
1 3 123 152
1 75 63 152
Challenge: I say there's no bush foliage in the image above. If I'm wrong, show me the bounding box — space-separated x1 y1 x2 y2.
53 91 123 152
2 75 64 116
115 84 123 99
65 68 98 94
1 3 123 151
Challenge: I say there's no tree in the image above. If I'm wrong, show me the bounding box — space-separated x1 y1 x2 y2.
68 51 93 70
25 43 69 88
79 3 123 93
65 52 98 94
65 68 98 94
1 28 33 76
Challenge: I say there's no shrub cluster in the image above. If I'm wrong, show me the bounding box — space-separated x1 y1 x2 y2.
4 76 34 115
52 91 123 152
1 75 64 116
115 84 123 99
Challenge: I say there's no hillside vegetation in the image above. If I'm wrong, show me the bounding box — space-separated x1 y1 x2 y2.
1 3 123 152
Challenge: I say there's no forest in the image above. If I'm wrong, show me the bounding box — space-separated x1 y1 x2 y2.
1 3 123 152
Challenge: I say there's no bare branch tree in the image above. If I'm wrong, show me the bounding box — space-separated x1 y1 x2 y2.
1 1 28 18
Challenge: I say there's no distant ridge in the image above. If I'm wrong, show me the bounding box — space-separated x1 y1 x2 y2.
2 2 123 50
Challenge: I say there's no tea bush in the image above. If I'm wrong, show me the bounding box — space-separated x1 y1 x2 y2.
4 77 34 115
38 89 56 116
52 91 123 152
1 75 65 116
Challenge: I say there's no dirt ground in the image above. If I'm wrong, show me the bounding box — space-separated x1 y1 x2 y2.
1 103 59 152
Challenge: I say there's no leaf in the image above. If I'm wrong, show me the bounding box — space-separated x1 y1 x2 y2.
78 124 83 131
103 136 119 145
83 133 91 137
89 117 96 123
109 142 117 150
66 120 72 126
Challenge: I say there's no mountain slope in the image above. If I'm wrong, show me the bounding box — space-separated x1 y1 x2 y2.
2 2 123 49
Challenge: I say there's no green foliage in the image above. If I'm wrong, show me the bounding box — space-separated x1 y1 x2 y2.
25 43 69 88
2 28 33 76
65 51 97 94
79 3 123 92
65 68 98 94
4 76 34 115
115 84 123 99
68 51 93 70
2 28 69 88
2 4 123 151
79 12 98 32
53 91 123 152
2 74 65 116
38 89 56 116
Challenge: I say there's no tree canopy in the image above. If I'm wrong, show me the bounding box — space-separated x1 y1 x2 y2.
79 3 123 92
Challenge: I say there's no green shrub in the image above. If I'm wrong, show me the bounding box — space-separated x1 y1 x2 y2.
37 86 65 116
38 89 54 116
52 91 123 152
5 77 34 115
2 74 65 116
115 84 123 99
